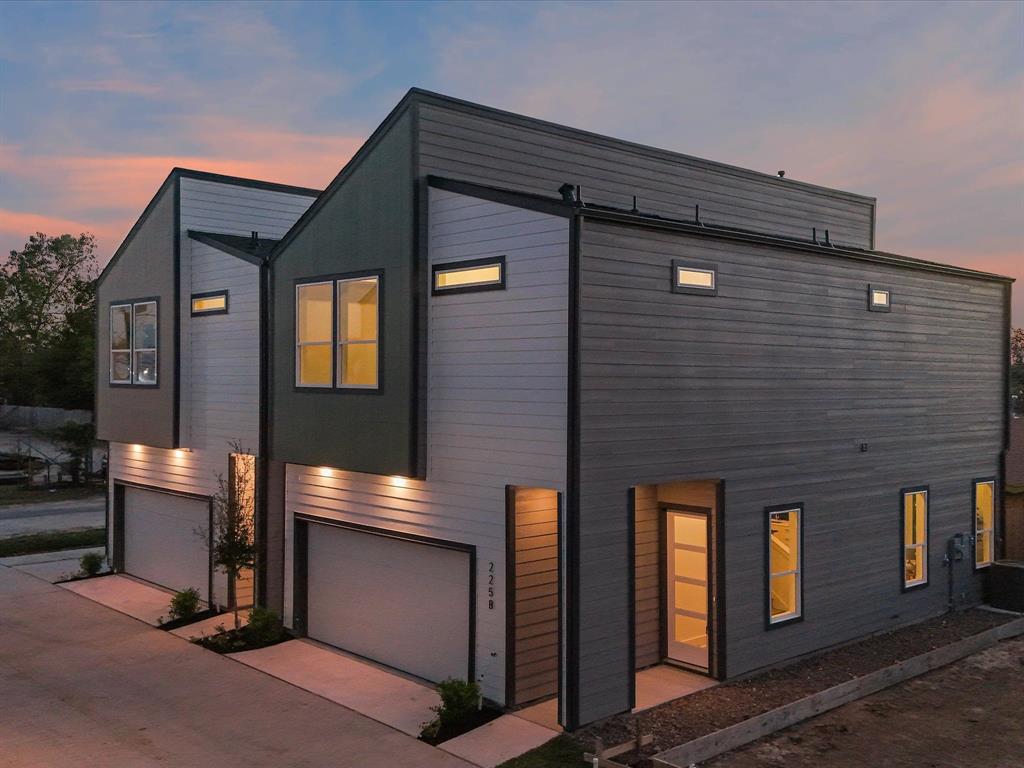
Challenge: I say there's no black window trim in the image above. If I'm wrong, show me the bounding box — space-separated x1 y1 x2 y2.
868 284 892 312
190 289 230 316
900 485 930 592
972 476 997 571
432 254 507 296
293 270 384 395
671 258 718 296
108 296 160 389
764 502 804 630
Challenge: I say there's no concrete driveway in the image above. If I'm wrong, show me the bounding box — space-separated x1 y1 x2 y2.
0 565 472 768
0 496 106 537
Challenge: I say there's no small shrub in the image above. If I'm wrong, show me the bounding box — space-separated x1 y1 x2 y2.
420 678 482 742
245 606 284 646
79 551 105 577
168 588 201 621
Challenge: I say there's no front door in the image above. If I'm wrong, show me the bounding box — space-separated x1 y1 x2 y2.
665 507 710 670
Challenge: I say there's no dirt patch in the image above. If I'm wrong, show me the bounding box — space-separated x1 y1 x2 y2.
708 636 1024 768
576 609 1015 766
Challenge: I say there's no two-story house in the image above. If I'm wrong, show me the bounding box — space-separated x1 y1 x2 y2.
96 90 1012 731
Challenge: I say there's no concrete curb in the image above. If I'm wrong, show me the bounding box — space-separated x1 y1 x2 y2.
653 616 1024 767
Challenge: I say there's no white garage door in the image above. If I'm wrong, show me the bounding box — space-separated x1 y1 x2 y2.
124 486 210 600
306 522 471 683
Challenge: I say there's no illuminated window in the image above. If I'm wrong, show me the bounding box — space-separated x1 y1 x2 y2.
672 259 717 296
869 285 891 312
109 300 157 385
295 273 381 389
296 281 333 387
433 256 506 295
191 291 228 315
902 488 928 589
767 505 801 625
337 277 379 388
974 480 995 568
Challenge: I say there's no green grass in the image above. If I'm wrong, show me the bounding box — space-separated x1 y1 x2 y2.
496 735 585 768
0 528 106 557
0 484 104 507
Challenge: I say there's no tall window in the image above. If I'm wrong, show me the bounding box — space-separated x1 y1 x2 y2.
295 274 380 389
295 282 333 387
902 488 928 589
974 480 995 568
109 300 157 385
767 505 801 625
337 277 379 387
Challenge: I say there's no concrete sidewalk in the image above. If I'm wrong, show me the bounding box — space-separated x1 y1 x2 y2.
0 565 472 768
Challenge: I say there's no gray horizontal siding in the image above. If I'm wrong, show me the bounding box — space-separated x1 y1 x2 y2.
417 102 874 249
575 218 1005 725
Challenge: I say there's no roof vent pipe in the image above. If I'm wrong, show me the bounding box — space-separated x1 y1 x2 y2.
695 204 704 227
251 231 259 245
812 227 818 244
558 183 576 203
631 195 639 214
824 229 831 247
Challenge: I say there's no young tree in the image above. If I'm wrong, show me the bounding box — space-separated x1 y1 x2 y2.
0 233 97 407
207 448 257 629
1012 327 1024 417
47 421 96 484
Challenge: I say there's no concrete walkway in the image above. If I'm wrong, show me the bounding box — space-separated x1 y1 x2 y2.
61 573 172 625
0 565 472 768
0 546 103 582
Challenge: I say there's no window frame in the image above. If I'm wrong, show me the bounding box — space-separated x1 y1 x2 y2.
432 255 507 296
336 275 380 390
764 502 804 629
900 486 930 592
671 259 718 296
868 284 892 313
108 297 159 388
293 270 383 393
972 477 997 571
190 290 229 316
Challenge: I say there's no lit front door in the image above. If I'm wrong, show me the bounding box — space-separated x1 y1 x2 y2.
666 509 709 670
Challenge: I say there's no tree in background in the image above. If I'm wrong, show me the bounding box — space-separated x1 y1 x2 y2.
1012 327 1023 417
0 233 97 408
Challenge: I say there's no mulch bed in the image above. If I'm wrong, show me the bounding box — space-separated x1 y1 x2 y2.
193 625 292 654
157 608 220 631
419 706 504 746
576 608 1016 767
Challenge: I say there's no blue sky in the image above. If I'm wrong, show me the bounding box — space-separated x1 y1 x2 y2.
0 0 1020 320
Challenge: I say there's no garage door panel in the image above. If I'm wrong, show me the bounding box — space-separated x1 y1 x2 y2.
306 523 471 684
123 487 210 600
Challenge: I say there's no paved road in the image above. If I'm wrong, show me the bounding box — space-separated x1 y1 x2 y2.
709 634 1024 768
0 565 472 768
0 497 105 537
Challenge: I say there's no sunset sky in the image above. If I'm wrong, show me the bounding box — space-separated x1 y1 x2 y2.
0 1 1020 321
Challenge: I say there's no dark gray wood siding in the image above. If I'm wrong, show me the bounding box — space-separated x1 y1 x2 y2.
511 487 560 706
96 180 177 448
270 109 416 475
416 100 875 249
575 217 1006 725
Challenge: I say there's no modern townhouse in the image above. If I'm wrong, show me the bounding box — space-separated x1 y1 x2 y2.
96 90 1013 731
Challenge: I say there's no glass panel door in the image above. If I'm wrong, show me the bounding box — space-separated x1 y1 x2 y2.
666 509 709 669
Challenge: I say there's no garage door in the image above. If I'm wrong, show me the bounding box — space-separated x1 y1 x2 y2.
123 486 210 600
305 522 471 683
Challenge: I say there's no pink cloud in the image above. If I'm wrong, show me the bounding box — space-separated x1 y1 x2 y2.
56 79 163 95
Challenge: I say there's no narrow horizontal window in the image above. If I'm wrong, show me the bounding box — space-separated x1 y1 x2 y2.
191 291 228 315
432 256 506 295
974 480 995 569
902 488 928 589
869 284 891 312
767 505 802 624
672 259 718 296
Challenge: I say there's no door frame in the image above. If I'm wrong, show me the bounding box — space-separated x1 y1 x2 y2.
293 513 477 683
111 478 215 604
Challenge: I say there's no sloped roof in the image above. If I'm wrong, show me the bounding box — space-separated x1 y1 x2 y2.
187 230 279 265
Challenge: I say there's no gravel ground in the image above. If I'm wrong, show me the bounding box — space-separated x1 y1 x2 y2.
577 609 1015 766
709 635 1024 768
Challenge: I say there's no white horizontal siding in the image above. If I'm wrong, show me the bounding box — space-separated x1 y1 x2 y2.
283 188 569 704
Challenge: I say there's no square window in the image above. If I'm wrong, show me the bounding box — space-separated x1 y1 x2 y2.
869 285 892 312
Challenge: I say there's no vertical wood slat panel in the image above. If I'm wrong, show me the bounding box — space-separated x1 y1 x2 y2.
513 487 560 705
634 485 661 669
